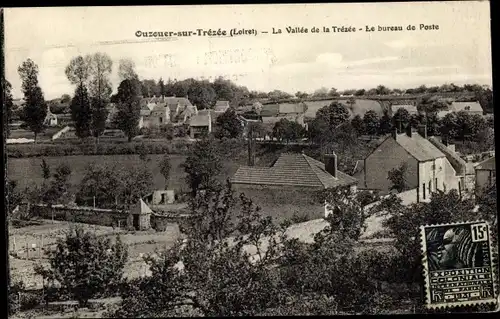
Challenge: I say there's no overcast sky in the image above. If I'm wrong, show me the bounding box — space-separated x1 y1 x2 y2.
5 2 492 100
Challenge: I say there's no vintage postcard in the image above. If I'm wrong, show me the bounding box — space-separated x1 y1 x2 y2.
3 2 497 317
420 221 497 309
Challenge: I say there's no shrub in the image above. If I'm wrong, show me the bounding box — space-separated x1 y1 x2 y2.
34 226 128 307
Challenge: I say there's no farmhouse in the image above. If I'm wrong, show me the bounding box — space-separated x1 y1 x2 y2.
474 156 496 196
360 126 466 202
258 102 307 127
189 109 212 138
231 152 358 218
437 101 484 118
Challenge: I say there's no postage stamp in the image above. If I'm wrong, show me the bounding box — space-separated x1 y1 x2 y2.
420 221 498 309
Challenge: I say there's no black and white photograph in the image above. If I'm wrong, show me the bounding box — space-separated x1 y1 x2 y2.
3 2 498 317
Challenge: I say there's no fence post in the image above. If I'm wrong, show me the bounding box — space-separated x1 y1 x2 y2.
118 220 121 229
26 241 29 259
41 234 44 258
13 236 16 252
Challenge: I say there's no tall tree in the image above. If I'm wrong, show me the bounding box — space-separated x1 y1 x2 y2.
350 114 365 135
87 53 113 143
188 80 217 109
114 79 141 142
378 110 393 135
363 110 380 136
392 108 411 133
70 83 92 139
18 59 48 143
315 102 350 130
65 55 92 87
4 80 14 137
90 97 109 144
118 58 139 82
158 78 166 96
182 136 222 196
88 52 113 102
159 154 172 189
215 108 243 139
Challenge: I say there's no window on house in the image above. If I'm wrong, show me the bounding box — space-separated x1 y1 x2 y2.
435 178 438 191
423 183 426 199
428 181 431 194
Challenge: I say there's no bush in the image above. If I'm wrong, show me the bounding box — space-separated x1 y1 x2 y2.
34 227 128 307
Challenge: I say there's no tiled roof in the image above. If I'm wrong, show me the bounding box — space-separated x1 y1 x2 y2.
231 153 358 189
451 101 483 113
427 136 467 175
214 100 230 112
395 133 445 162
189 111 211 127
475 156 496 171
164 96 192 107
151 103 168 112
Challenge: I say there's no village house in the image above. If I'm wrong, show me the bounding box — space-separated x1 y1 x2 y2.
245 102 307 127
189 109 212 139
214 100 230 113
474 156 496 196
231 151 358 218
437 101 484 118
44 108 58 127
358 126 467 202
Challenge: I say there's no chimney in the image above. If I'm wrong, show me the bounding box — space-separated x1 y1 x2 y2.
405 124 412 138
324 152 338 178
391 128 398 140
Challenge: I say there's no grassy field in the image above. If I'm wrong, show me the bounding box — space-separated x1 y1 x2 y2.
7 154 241 195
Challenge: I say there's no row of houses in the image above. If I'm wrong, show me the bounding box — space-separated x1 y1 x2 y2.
237 99 486 132
106 96 231 138
230 127 495 217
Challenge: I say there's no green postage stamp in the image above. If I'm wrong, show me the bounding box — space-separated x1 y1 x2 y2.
420 221 498 309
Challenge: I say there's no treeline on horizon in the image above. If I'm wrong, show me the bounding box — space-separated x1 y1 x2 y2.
8 52 493 116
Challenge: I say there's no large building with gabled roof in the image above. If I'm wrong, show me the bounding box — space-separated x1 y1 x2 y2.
231 152 358 218
361 126 465 202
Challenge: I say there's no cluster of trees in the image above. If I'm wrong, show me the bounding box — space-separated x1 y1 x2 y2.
134 76 254 108
7 59 50 142
10 136 495 315
309 98 492 147
292 83 492 102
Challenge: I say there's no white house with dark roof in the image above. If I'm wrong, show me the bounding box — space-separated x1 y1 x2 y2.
362 126 463 202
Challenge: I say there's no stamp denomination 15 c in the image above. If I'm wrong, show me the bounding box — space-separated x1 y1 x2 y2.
420 221 498 309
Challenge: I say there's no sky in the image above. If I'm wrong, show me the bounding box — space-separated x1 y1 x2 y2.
4 2 492 100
